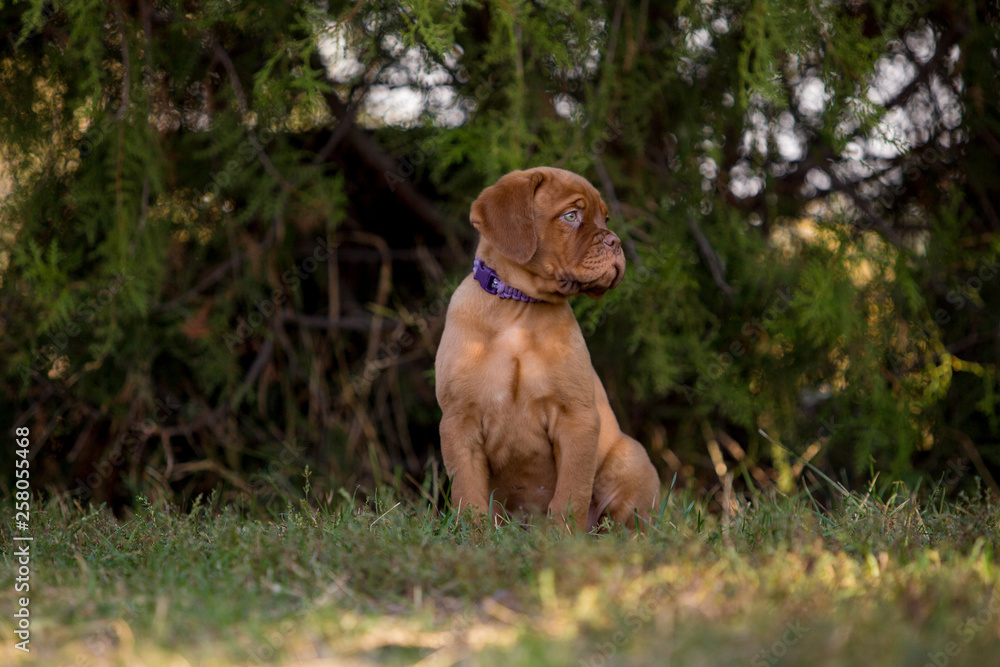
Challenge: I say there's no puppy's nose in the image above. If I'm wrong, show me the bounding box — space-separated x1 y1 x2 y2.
603 233 621 251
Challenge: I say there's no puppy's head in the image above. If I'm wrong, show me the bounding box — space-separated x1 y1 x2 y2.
470 167 625 299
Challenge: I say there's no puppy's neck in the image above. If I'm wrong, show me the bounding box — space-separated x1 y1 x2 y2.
475 241 567 305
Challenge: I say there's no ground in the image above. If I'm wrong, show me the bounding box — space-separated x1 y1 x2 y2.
2 479 999 666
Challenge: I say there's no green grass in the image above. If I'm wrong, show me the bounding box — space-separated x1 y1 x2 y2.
2 480 1000 666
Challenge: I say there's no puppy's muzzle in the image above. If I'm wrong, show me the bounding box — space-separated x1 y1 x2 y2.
578 231 624 296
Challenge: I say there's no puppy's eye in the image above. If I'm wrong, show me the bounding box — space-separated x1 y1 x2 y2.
562 211 579 224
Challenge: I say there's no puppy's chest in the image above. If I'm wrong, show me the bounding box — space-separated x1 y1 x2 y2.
477 324 585 407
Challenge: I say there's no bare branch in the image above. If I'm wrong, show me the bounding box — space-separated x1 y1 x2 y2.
687 216 735 301
879 23 966 112
210 37 300 196
113 2 131 121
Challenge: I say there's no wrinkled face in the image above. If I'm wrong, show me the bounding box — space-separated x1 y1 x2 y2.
531 169 624 297
470 167 625 299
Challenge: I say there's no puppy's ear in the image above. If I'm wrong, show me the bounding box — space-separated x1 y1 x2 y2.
470 171 544 264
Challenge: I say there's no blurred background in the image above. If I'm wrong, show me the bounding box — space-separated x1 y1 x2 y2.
1 0 997 513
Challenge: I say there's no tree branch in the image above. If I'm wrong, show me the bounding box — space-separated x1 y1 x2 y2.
210 36 300 196
879 22 966 113
687 216 735 301
318 85 463 259
113 2 131 121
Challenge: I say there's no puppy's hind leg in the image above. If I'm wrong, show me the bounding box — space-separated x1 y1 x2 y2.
592 435 660 530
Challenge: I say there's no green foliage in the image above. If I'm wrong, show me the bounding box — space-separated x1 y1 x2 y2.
0 0 998 506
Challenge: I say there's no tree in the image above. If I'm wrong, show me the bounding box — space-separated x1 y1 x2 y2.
1 0 997 509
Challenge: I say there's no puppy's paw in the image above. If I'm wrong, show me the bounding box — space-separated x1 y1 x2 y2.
546 504 585 534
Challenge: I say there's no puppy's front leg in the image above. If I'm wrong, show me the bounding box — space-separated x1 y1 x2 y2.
439 412 491 520
547 410 600 532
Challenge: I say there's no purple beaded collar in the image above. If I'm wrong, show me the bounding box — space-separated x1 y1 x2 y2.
473 258 542 303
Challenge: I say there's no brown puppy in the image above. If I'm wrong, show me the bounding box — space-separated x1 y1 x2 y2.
435 167 660 532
